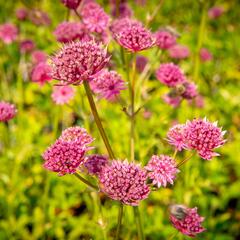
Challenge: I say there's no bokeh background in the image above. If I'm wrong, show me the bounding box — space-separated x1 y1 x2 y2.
0 0 239 239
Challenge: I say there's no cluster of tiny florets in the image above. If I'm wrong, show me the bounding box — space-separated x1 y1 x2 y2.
155 30 176 50
181 82 198 99
31 62 52 86
0 101 17 122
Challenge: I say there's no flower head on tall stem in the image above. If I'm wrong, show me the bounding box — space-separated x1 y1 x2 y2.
0 101 17 122
0 23 18 44
154 30 176 50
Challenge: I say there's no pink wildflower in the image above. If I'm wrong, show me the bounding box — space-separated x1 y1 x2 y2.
155 30 176 50
61 0 81 9
16 8 28 21
0 23 18 44
181 82 198 99
200 48 213 62
51 85 75 105
20 39 35 53
111 3 133 18
163 94 181 108
31 62 52 86
0 101 17 122
29 9 51 26
136 55 148 73
84 154 108 176
31 50 47 64
208 6 224 19
168 44 190 59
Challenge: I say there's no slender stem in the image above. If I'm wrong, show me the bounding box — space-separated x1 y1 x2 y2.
133 207 144 240
146 0 164 27
74 172 98 191
168 231 179 240
115 203 124 240
83 81 115 159
172 149 178 160
177 152 195 168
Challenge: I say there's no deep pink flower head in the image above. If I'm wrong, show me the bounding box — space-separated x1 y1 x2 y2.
184 118 226 160
54 22 91 43
0 101 17 122
84 154 109 176
43 126 94 176
0 23 18 44
51 41 109 85
90 69 126 101
136 55 148 73
80 2 109 34
146 155 179 188
208 6 224 19
111 3 133 19
181 81 198 99
170 205 205 237
200 48 213 62
51 85 75 105
167 124 188 151
31 50 47 64
155 30 176 50
168 44 190 59
99 160 150 205
156 63 186 87
61 0 81 9
163 94 181 108
31 62 52 86
16 8 28 20
20 39 35 53
29 9 51 26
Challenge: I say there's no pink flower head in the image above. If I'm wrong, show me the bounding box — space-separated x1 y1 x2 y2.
200 48 213 62
208 6 224 19
156 63 186 87
136 55 148 73
155 30 176 50
181 81 198 99
0 23 18 44
99 160 150 205
90 69 126 101
31 62 52 86
163 94 181 108
167 124 188 151
0 101 17 122
111 3 133 19
51 85 75 105
43 126 93 176
184 118 226 160
168 44 190 59
29 9 51 26
84 154 108 176
195 95 204 108
145 155 179 188
61 0 81 9
51 41 109 85
170 205 205 237
20 39 35 53
16 8 28 20
31 50 47 64
53 22 91 43
80 2 109 34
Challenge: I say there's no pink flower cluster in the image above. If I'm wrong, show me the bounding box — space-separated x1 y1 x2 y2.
155 30 176 50
28 9 51 26
20 39 35 53
200 48 213 62
208 6 224 19
51 85 75 105
0 23 18 44
31 50 47 65
84 154 108 176
61 0 81 9
168 44 190 59
16 8 28 21
0 101 17 122
111 2 132 19
31 62 52 86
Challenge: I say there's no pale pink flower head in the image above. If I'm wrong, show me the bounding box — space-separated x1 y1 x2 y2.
51 85 75 105
200 48 213 62
111 3 133 19
136 55 148 73
208 6 224 19
145 155 179 188
156 63 186 87
51 41 109 85
31 50 47 65
167 124 188 151
61 0 81 9
99 160 150 206
90 69 126 101
80 2 109 34
0 23 18 44
170 205 205 237
168 44 190 59
0 101 17 122
181 81 198 99
20 39 35 53
163 94 181 108
155 30 176 50
31 62 52 86
84 154 109 176
184 118 226 160
29 9 51 26
195 95 204 108
16 8 28 21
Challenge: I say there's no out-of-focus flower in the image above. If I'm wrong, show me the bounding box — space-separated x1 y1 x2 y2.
31 50 47 64
195 95 204 108
90 69 126 101
181 81 198 99
0 101 17 122
61 0 81 9
163 94 181 108
51 85 75 105
155 30 176 50
31 62 52 86
16 8 28 21
136 55 148 73
168 44 190 59
200 48 213 62
84 154 108 176
29 9 51 26
111 3 132 18
143 109 152 119
0 23 18 44
208 6 224 19
184 118 226 160
146 155 179 188
20 39 35 53
99 160 150 205
80 2 109 34
51 41 109 85
170 205 205 237
156 63 186 87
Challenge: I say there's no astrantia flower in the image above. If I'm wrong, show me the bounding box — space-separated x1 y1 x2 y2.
156 63 186 87
53 22 91 43
111 3 133 19
61 0 81 9
29 9 51 26
184 118 226 160
155 30 176 50
31 62 52 86
99 160 150 205
200 48 212 62
31 50 47 64
170 205 205 237
181 81 198 99
163 94 181 108
80 2 109 34
168 44 190 59
136 55 148 73
90 70 126 101
0 101 17 122
146 155 179 188
16 8 28 21
208 6 224 19
167 124 188 151
51 85 75 105
84 154 108 176
20 39 35 53
51 41 109 85
0 23 18 44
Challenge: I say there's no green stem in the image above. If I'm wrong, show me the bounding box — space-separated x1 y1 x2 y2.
115 203 124 240
133 207 144 240
172 149 178 160
74 172 98 191
177 152 195 168
83 81 115 159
